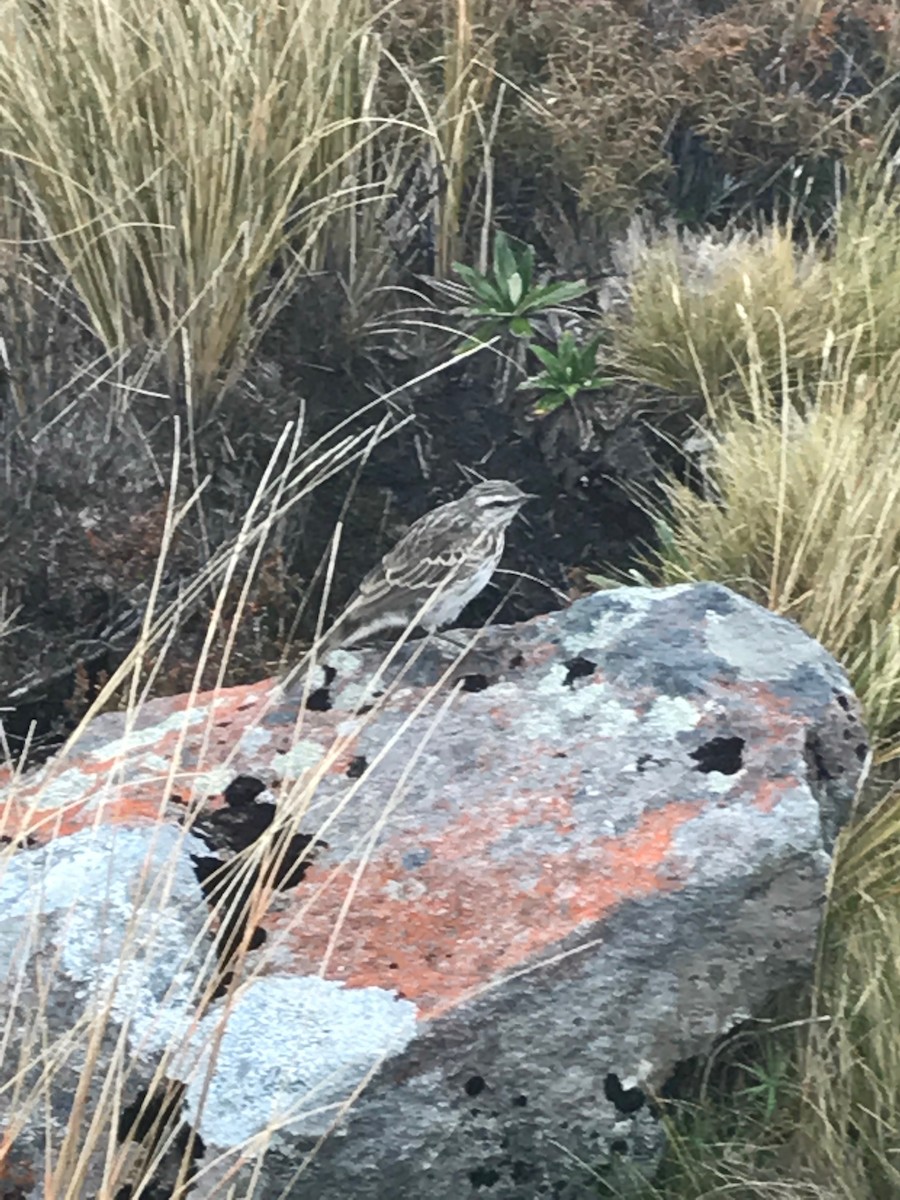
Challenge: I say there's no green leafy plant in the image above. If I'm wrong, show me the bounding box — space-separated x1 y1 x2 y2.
516 331 613 415
737 1050 792 1122
452 231 588 341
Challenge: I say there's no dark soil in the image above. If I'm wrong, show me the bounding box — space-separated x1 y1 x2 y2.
266 320 658 632
0 285 662 768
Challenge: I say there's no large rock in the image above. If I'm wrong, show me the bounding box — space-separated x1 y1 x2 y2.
0 583 868 1199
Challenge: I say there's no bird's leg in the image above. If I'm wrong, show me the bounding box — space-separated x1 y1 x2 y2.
427 627 483 658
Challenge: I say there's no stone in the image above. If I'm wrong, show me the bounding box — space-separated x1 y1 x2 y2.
0 583 868 1199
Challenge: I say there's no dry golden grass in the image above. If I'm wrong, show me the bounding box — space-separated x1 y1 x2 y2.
651 365 900 760
0 0 427 410
798 781 900 1198
607 219 832 404
0 0 514 414
0 355 479 1197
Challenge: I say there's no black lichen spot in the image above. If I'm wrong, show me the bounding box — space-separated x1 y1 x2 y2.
508 651 525 669
0 832 38 849
305 687 332 712
346 755 368 779
690 735 744 775
469 1166 501 1188
836 693 851 712
191 825 323 990
211 970 234 998
512 1160 537 1184
610 1139 629 1156
461 673 490 693
636 753 660 773
512 1094 528 1107
117 1082 183 1144
465 1075 486 1097
562 656 596 687
223 775 267 807
805 732 834 782
193 792 274 855
604 1073 645 1115
856 743 869 762
116 1081 205 1196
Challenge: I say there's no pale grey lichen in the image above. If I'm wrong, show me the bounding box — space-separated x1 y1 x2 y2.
178 974 418 1144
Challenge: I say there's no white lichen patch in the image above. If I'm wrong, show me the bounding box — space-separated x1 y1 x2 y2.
335 717 365 738
332 679 387 712
11 765 94 810
324 650 364 676
271 739 326 778
639 696 700 736
89 704 209 762
0 825 210 1057
705 608 829 682
670 783 824 882
190 765 237 799
178 974 418 1145
216 688 266 709
513 668 638 741
560 585 690 655
383 876 428 902
236 724 276 757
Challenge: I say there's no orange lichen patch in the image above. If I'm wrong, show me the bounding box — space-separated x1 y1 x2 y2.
269 796 704 1018
0 1133 35 1191
319 742 364 777
519 641 560 671
742 680 802 728
139 679 277 719
487 703 515 730
754 776 800 814
0 680 284 830
1 792 167 845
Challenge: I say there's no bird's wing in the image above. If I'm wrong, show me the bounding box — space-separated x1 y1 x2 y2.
354 508 483 601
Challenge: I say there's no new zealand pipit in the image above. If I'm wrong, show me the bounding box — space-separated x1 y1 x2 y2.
323 479 534 650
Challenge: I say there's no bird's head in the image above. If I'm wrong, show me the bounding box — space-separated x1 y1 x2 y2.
463 479 535 530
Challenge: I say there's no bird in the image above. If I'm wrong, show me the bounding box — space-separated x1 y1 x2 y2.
322 479 534 651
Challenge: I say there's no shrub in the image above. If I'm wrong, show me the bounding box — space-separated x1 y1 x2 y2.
0 0 403 410
486 0 900 259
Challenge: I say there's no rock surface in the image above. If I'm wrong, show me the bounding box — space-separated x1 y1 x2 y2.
0 583 868 1199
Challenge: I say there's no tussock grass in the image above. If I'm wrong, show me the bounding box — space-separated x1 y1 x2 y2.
649 361 900 760
607 150 900 413
615 147 900 1200
0 0 409 409
607 218 832 404
799 782 900 1198
829 161 900 379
